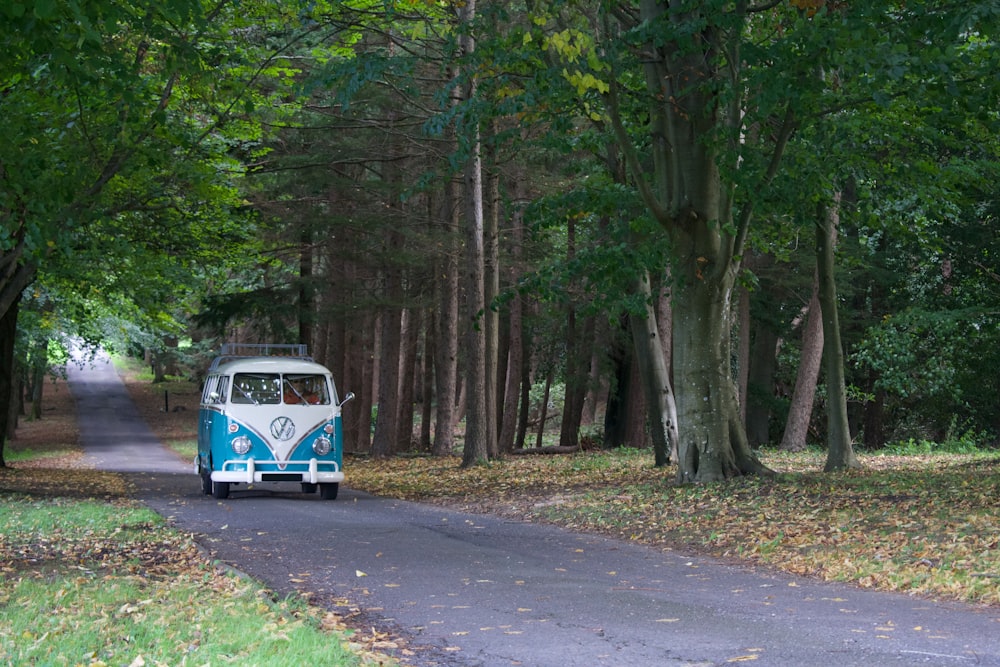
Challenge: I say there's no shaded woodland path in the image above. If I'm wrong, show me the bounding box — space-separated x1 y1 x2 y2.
66 357 1000 666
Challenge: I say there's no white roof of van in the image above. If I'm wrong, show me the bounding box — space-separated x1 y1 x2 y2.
208 357 332 375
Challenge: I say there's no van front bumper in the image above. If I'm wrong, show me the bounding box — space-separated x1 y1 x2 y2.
211 458 344 485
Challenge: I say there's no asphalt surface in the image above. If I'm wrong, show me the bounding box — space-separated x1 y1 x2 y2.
66 356 1000 667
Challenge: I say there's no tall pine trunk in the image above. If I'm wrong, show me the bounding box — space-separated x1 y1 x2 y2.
497 172 526 454
483 118 501 459
458 0 491 467
432 68 463 457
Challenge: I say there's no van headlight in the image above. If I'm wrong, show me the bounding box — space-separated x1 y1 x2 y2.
231 435 252 455
312 437 332 456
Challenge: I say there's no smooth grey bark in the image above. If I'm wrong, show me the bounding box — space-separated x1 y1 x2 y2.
816 194 860 471
629 271 679 466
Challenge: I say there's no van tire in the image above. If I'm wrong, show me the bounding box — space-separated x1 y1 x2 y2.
201 470 212 495
301 483 318 494
319 483 339 500
212 481 230 499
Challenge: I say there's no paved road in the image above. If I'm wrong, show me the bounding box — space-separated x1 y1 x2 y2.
67 357 1000 666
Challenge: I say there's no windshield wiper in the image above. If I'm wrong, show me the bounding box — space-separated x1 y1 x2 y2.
235 384 259 405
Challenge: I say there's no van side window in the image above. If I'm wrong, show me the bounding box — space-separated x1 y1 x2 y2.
201 376 217 403
232 373 281 405
215 376 229 404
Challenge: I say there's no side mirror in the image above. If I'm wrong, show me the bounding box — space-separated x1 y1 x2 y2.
340 391 355 406
209 391 221 402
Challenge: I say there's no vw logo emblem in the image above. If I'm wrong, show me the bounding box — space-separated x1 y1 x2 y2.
270 416 296 441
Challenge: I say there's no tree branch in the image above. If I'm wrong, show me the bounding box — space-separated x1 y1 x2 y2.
732 104 797 259
604 40 671 227
747 0 784 12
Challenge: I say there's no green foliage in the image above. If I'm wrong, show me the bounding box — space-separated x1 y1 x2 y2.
855 308 1000 442
883 433 984 456
3 0 298 375
529 381 565 417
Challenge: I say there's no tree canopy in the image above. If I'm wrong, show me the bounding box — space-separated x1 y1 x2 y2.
4 0 1000 474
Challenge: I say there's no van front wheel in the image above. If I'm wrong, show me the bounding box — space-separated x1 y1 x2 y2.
200 470 212 495
319 483 339 500
212 481 230 500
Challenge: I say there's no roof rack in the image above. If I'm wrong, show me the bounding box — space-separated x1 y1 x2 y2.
209 343 312 370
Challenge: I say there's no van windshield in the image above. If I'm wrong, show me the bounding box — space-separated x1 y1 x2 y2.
282 374 331 405
231 373 281 405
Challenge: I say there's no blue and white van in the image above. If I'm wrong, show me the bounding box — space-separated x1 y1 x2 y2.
195 344 353 500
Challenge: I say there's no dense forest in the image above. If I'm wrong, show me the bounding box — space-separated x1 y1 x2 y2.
2 0 999 479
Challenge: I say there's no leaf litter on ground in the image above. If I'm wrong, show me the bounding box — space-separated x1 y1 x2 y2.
346 448 1000 607
5 367 999 661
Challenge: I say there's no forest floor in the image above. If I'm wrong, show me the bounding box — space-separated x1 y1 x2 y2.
6 367 1000 611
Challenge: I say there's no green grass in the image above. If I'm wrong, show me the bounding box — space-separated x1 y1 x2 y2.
1 447 78 464
0 492 396 667
169 439 198 461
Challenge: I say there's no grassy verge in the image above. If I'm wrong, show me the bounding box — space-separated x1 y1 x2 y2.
0 485 394 666
346 447 1000 607
1 369 402 667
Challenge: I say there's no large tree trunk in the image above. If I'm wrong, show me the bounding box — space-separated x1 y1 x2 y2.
780 276 823 451
0 234 36 325
672 270 768 482
0 293 22 467
817 195 860 471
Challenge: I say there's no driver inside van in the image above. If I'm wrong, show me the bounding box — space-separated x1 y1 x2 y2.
283 375 327 405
